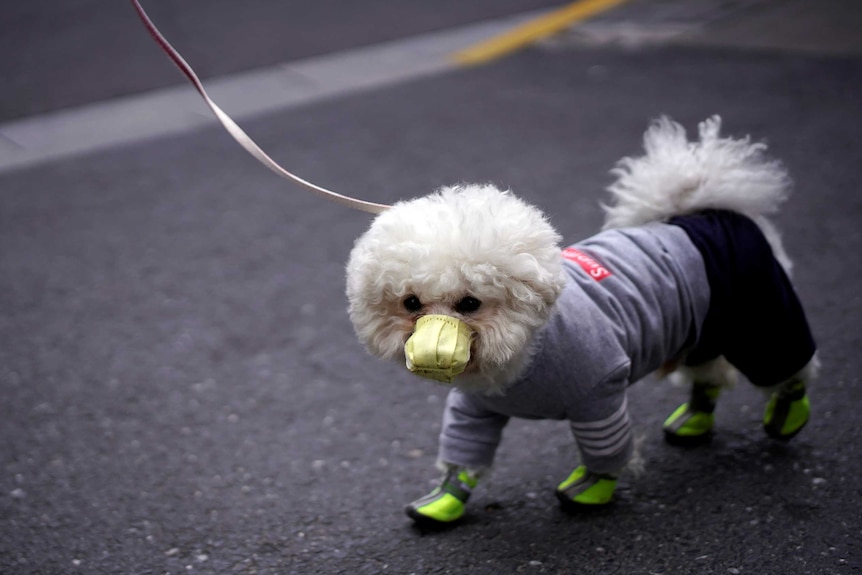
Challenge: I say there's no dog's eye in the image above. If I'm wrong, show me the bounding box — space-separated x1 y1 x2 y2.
403 295 423 312
455 296 481 314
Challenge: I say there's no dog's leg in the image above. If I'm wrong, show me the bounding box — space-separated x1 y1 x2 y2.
663 356 737 446
405 389 508 526
762 354 819 440
404 462 484 527
556 398 636 511
555 465 619 512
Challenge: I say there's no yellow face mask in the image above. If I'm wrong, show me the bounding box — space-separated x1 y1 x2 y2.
404 315 474 383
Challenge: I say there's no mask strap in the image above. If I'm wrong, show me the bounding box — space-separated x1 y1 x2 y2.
131 0 390 215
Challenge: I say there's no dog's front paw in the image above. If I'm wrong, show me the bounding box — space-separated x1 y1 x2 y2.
555 465 617 512
405 468 477 527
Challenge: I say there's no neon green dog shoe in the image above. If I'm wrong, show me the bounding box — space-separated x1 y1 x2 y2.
764 382 809 440
405 469 477 527
663 383 721 446
663 404 715 446
555 465 617 511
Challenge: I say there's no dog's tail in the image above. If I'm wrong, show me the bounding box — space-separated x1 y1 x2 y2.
602 115 793 272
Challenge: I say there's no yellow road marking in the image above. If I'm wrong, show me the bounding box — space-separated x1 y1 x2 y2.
453 0 631 66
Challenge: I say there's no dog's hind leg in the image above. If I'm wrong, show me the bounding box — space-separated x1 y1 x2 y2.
762 353 819 440
663 356 737 446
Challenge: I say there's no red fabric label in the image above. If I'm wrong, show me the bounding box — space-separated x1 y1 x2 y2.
562 247 612 281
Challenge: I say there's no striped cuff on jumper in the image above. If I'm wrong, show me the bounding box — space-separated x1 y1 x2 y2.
570 397 633 474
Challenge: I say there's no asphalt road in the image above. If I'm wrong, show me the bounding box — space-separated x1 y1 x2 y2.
0 0 564 122
2 1 861 574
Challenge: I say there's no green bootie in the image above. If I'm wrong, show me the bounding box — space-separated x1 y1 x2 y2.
663 382 721 446
764 381 809 440
555 465 617 512
405 468 477 527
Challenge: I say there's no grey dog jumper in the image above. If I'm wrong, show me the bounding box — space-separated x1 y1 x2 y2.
438 222 712 474
437 213 820 474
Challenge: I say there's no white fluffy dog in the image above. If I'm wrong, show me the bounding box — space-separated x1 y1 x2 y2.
345 116 818 526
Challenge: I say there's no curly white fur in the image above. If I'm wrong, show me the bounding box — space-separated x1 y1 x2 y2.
346 184 566 392
603 115 794 273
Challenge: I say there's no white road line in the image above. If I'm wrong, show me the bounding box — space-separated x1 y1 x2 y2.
0 9 553 174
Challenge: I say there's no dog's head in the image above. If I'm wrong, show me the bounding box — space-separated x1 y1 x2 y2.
346 184 565 392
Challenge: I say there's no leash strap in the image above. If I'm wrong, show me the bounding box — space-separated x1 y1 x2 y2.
131 0 390 214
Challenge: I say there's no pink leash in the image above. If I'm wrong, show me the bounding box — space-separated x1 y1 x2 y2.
131 0 390 214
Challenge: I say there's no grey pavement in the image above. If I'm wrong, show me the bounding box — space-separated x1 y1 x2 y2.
0 0 565 123
2 1 862 574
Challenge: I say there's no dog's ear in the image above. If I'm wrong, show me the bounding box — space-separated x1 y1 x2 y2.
508 265 566 318
489 231 566 318
522 269 566 309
